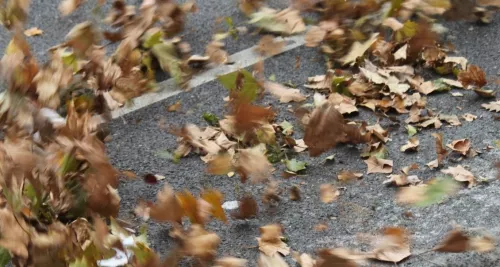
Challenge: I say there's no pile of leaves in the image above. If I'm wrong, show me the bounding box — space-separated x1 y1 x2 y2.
0 0 499 266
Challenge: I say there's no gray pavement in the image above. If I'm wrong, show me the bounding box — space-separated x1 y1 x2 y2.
2 1 500 266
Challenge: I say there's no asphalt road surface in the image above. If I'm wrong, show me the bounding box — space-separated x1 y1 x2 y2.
1 0 500 266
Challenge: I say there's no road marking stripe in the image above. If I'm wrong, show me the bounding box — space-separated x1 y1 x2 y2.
111 33 306 118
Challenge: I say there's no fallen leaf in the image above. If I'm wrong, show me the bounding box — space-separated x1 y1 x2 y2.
249 7 306 35
24 27 43 37
397 177 459 206
236 145 272 183
304 102 369 157
458 65 487 88
293 252 316 267
59 0 84 16
434 229 469 253
320 184 339 203
285 158 306 173
365 157 393 174
142 183 183 223
257 224 290 256
214 257 248 267
446 139 471 155
432 132 448 165
207 153 234 175
305 26 326 47
469 236 496 253
206 41 229 64
400 137 419 152
340 33 379 66
482 100 500 112
337 171 363 182
258 253 289 267
394 44 408 60
314 223 328 232
383 17 404 31
316 249 364 267
370 227 411 263
231 195 258 219
167 101 182 112
444 56 468 70
265 81 306 103
462 113 477 122
256 35 285 56
383 174 420 186
290 185 301 201
122 170 137 179
441 165 477 187
201 189 227 223
293 139 308 153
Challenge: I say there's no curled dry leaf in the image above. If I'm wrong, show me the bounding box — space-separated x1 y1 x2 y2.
137 183 183 223
337 171 363 182
482 100 500 112
256 35 285 56
293 252 316 267
305 26 327 47
304 102 369 157
59 0 84 16
441 165 477 188
462 113 477 122
265 81 306 103
290 185 301 201
370 227 411 263
384 174 420 186
320 184 339 203
214 257 248 267
446 139 471 155
434 229 469 253
316 248 365 267
257 224 290 256
258 253 289 267
432 132 449 166
171 224 221 262
24 27 43 37
458 65 487 89
400 137 419 152
340 33 379 66
206 41 229 64
231 195 258 219
365 157 393 174
249 7 306 35
236 144 272 183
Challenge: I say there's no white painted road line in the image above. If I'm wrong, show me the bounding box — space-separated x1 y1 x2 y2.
111 33 307 118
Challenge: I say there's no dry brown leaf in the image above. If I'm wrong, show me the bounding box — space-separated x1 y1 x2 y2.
256 35 285 56
258 253 290 267
231 195 258 219
207 153 234 175
320 184 339 203
304 102 369 157
24 27 43 37
206 41 229 64
305 26 327 47
167 101 182 112
340 33 379 66
444 56 468 70
370 227 411 263
432 132 448 165
177 190 211 225
265 81 306 103
239 0 264 15
257 224 290 256
290 185 301 201
293 139 308 153
172 224 221 261
434 229 469 253
337 171 363 182
327 93 358 115
482 100 500 112
201 189 227 223
458 65 487 89
384 174 420 186
59 0 84 16
400 137 419 152
122 170 137 179
214 257 248 267
144 183 183 223
462 113 477 121
262 181 281 204
236 144 272 183
293 252 316 267
469 236 496 253
446 139 471 155
313 223 328 232
365 157 393 174
441 165 477 188
316 248 364 267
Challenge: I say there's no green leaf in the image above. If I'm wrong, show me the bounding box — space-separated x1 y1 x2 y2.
266 145 284 164
151 42 183 85
432 79 451 92
156 150 180 163
285 159 306 173
60 153 79 176
396 20 417 41
0 247 11 267
142 30 163 49
269 74 276 81
416 177 459 207
202 112 220 126
69 257 90 267
406 125 417 137
279 120 293 135
217 69 260 102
